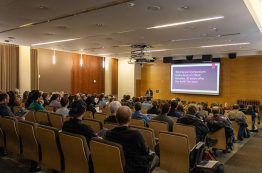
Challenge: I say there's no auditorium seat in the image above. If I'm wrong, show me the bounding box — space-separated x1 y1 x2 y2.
169 116 178 123
83 111 93 119
103 123 118 130
17 121 40 164
59 132 91 173
149 120 169 138
130 119 145 127
45 105 54 112
208 128 227 151
25 111 36 122
0 117 21 156
101 107 111 115
82 119 102 133
231 121 240 137
49 113 65 129
94 113 108 125
131 126 156 151
13 106 22 114
35 111 50 125
173 123 196 150
159 132 190 173
0 127 5 149
90 138 125 173
37 125 63 172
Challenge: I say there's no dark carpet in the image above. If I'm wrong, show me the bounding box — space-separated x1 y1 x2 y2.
224 132 262 173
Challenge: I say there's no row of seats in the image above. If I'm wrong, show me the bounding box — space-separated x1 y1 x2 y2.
0 115 203 173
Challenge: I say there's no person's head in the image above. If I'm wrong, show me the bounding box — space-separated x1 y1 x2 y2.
170 100 178 109
187 104 198 115
134 102 142 111
31 90 41 102
161 103 170 114
85 96 94 105
109 101 122 115
116 106 132 125
50 94 60 102
212 106 220 115
197 103 203 111
7 91 17 105
69 100 87 119
247 105 253 112
152 100 158 107
22 91 29 101
177 104 184 112
0 93 9 104
233 104 239 110
239 104 245 109
60 97 69 107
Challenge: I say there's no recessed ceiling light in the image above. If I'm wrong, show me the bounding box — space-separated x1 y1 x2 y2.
31 38 81 46
127 2 135 8
4 40 10 42
147 16 224 29
210 27 218 31
177 6 190 11
39 5 48 10
200 42 250 48
146 5 161 11
8 36 15 39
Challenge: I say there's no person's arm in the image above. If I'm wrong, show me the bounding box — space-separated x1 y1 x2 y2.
136 132 149 155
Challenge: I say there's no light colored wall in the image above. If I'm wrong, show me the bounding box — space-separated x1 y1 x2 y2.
38 49 72 92
19 45 31 93
105 57 112 95
118 59 135 99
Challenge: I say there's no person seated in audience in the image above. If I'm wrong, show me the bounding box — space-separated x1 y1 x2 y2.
0 93 15 117
41 92 49 107
56 97 69 116
7 91 20 112
28 90 47 112
21 91 29 105
239 104 246 114
105 106 159 173
147 100 160 115
152 103 173 132
196 103 208 121
227 104 248 141
85 96 97 115
142 97 152 110
104 101 122 124
97 93 107 108
176 103 185 117
177 104 209 142
132 102 150 126
167 100 181 118
206 106 234 151
49 93 62 109
121 95 134 108
203 102 211 114
62 100 97 144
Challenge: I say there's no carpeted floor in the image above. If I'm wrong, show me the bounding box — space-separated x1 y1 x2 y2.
224 132 262 173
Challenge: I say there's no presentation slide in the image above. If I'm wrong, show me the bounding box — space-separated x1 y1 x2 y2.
170 63 220 95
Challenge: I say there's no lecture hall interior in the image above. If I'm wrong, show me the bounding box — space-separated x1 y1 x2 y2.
1 0 262 173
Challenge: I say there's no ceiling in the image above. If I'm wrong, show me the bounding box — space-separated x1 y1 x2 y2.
0 0 262 58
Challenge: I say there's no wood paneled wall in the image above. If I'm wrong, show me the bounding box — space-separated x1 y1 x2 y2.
71 54 105 94
141 56 262 105
111 58 118 96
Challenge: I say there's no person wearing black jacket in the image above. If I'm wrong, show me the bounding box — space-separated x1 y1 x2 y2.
105 106 159 173
177 104 209 142
0 93 15 117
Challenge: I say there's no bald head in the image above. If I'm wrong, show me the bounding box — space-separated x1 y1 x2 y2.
116 106 132 125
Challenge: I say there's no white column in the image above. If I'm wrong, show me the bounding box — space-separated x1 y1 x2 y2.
19 45 31 94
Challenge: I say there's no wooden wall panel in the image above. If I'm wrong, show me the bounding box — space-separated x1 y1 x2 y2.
111 58 118 96
141 56 262 105
136 79 141 97
71 54 105 94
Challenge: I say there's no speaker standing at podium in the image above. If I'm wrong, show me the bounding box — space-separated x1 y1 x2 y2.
146 88 153 98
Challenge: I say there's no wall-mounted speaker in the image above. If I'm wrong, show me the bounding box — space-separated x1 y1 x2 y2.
163 57 173 63
228 53 237 59
202 54 212 62
186 55 193 61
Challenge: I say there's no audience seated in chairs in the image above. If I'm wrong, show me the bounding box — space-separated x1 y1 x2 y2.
62 100 97 145
132 102 150 127
85 96 97 115
104 101 121 124
152 103 173 132
206 106 234 151
49 93 62 109
56 97 69 116
196 103 208 121
142 97 152 110
28 90 47 112
105 106 159 173
167 100 181 118
0 93 15 117
227 104 249 141
177 104 209 142
147 100 160 115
